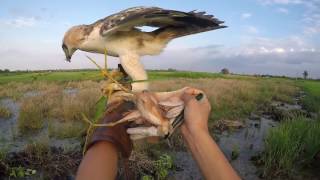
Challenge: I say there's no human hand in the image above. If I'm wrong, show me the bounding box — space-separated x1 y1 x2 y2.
126 87 210 141
180 88 211 137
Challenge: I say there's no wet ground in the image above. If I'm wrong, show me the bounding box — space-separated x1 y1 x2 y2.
169 94 305 180
0 91 307 179
169 116 279 180
0 91 81 153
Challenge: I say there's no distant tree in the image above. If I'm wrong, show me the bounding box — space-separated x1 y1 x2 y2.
221 68 230 74
303 70 308 80
4 69 9 73
167 68 177 72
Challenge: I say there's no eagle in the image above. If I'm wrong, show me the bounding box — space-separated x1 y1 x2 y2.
62 7 226 91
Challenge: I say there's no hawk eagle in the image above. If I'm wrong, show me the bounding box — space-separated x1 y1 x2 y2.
62 7 226 91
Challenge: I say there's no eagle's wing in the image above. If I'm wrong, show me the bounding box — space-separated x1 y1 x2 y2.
96 6 226 37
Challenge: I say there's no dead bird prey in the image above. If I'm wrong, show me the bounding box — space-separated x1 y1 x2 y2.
62 6 226 91
104 87 205 140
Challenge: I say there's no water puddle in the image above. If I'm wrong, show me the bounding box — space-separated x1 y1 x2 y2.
0 98 80 153
169 95 304 179
216 117 277 179
0 92 307 179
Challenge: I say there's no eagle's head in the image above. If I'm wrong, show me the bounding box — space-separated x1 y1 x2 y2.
62 25 87 62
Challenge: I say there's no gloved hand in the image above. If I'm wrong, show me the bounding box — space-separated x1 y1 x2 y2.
126 87 206 140
86 99 136 158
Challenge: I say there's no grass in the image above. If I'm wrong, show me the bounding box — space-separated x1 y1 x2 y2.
298 80 320 114
262 116 320 177
0 106 11 119
261 80 320 178
150 78 297 122
2 70 298 130
0 70 318 179
48 121 85 139
1 140 82 179
17 81 100 134
0 70 254 84
18 96 46 133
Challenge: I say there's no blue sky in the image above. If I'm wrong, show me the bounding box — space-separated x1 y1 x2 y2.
0 0 319 78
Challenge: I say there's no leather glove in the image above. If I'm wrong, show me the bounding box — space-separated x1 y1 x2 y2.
86 99 136 158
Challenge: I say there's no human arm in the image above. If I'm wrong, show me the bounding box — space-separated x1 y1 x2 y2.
76 100 135 180
76 141 118 180
180 90 241 180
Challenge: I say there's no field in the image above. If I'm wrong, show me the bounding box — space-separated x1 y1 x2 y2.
0 70 319 179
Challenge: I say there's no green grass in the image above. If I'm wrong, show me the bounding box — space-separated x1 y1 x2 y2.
0 70 101 84
262 116 320 177
298 80 320 113
209 79 297 121
0 70 254 84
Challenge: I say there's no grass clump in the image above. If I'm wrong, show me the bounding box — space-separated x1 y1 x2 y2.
61 88 100 121
16 81 100 134
18 96 46 133
48 121 85 139
262 116 320 177
0 106 11 119
299 81 320 114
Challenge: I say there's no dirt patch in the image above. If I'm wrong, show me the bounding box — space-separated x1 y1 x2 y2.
0 146 81 180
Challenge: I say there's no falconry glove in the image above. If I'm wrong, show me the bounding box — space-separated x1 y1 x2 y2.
86 99 135 158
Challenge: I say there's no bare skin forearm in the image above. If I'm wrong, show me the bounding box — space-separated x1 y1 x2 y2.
76 141 118 180
182 129 241 180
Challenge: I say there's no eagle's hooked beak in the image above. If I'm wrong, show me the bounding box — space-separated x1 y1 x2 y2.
62 43 72 62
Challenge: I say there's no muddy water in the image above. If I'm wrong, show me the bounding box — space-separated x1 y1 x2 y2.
0 95 81 153
170 116 277 180
216 117 277 180
0 98 20 151
0 91 305 179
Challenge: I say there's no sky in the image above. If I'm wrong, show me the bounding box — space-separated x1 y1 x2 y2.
0 0 319 78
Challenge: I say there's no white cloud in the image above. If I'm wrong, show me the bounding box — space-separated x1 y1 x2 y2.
1 35 319 78
0 17 37 28
303 12 320 35
241 13 252 19
258 0 320 35
277 7 289 14
259 0 302 5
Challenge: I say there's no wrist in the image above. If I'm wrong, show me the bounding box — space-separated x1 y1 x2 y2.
181 125 210 146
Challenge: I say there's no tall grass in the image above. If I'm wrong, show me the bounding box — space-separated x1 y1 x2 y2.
17 81 100 134
299 81 320 114
18 96 47 133
262 116 320 177
150 78 297 122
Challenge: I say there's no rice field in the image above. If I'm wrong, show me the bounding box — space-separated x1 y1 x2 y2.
0 70 319 179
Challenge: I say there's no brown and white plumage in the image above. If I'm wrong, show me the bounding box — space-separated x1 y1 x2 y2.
62 6 226 91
